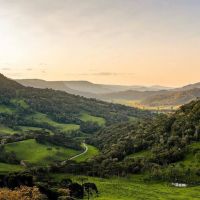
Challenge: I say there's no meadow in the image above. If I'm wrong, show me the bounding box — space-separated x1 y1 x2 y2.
5 139 80 166
0 162 23 174
80 113 106 126
53 174 200 200
28 113 80 133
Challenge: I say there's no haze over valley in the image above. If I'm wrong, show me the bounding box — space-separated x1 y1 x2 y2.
16 79 200 109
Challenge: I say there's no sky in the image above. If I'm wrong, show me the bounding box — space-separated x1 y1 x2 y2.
0 0 200 86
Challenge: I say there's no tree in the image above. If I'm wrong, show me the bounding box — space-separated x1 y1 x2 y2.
0 186 47 200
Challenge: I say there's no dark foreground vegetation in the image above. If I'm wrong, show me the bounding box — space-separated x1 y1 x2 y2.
0 171 98 200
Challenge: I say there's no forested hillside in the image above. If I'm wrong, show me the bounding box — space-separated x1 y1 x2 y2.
87 99 200 183
0 74 151 126
0 73 152 167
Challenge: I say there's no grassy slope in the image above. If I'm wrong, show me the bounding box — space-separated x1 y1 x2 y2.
0 143 99 172
168 142 200 170
125 142 200 171
53 174 200 200
80 113 106 126
0 125 54 135
28 113 80 133
180 142 200 167
0 103 79 134
18 126 54 135
5 139 80 165
10 99 29 109
74 144 99 162
0 163 23 174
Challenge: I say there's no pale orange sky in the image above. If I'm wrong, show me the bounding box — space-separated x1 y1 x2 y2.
0 0 200 87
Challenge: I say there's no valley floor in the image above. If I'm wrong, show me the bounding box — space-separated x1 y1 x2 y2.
53 174 200 200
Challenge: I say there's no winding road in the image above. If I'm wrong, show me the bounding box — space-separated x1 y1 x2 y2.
61 142 88 165
69 143 88 160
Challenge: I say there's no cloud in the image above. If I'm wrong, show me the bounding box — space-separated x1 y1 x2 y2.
90 72 135 76
1 67 11 71
65 72 135 76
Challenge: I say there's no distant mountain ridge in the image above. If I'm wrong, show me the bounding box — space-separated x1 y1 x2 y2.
16 79 200 107
16 79 97 98
142 88 200 106
16 79 172 93
175 82 200 91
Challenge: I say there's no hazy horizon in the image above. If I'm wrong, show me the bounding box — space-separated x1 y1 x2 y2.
9 75 198 88
0 0 200 86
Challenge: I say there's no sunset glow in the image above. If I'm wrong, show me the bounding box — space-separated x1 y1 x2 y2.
0 0 200 86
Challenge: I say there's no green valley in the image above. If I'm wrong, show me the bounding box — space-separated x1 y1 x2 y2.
0 74 199 200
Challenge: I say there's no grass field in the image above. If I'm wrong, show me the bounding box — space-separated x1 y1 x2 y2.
0 162 23 174
28 113 80 133
5 139 80 166
53 174 200 200
80 113 106 126
74 144 99 162
111 99 180 111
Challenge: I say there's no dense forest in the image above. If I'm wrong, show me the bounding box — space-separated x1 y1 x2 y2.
85 100 200 183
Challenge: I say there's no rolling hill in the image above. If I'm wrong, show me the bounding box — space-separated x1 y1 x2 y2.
0 74 151 125
99 86 200 107
142 88 200 106
177 82 200 91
